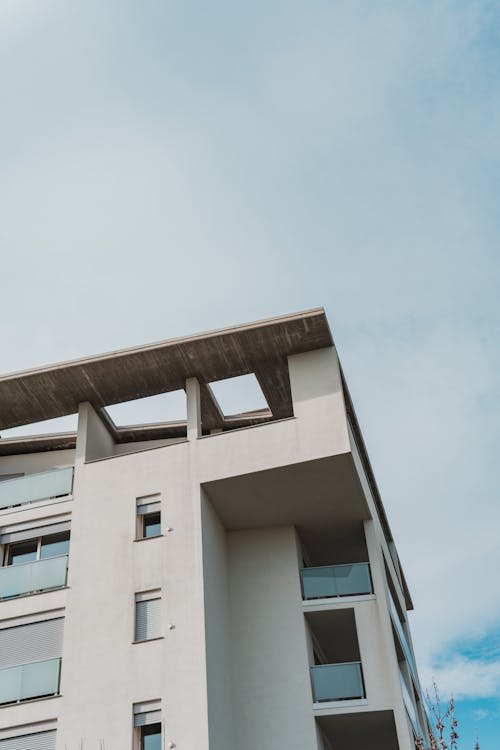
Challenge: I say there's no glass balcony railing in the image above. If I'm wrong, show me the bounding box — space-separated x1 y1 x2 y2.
301 563 372 600
400 668 420 737
311 661 365 702
0 555 68 599
0 658 61 705
0 467 73 511
388 589 417 681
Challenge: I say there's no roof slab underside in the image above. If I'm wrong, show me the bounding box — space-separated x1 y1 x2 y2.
0 308 332 431
203 455 371 564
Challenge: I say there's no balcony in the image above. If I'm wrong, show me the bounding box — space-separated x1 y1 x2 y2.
388 589 417 680
317 710 400 750
399 668 419 734
311 661 365 702
0 467 73 511
0 658 61 705
0 555 68 599
306 608 365 705
301 563 372 600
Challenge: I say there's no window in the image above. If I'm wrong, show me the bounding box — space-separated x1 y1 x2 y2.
4 532 70 567
133 701 161 750
143 512 161 538
0 618 63 705
134 591 161 642
141 724 161 750
7 540 38 566
136 496 161 540
0 524 70 599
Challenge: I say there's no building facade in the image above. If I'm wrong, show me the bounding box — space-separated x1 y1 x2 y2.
0 309 429 750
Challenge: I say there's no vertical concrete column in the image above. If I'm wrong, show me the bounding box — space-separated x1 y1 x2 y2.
75 402 115 464
364 520 414 750
186 377 202 440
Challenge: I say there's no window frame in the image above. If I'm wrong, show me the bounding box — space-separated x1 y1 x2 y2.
4 531 70 567
134 590 162 643
132 700 162 750
135 495 162 541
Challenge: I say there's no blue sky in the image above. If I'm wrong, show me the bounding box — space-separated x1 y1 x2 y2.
1 1 499 746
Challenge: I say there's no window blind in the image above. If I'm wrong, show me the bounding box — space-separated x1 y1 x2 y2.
135 598 161 641
137 502 160 516
0 521 70 545
0 731 56 750
133 710 161 727
133 699 161 727
0 618 64 669
136 495 161 516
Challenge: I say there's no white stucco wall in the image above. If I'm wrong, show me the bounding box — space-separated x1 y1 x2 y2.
0 345 418 750
201 494 234 750
56 438 210 750
228 526 321 750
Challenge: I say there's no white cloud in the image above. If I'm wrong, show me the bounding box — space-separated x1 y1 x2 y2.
421 657 500 700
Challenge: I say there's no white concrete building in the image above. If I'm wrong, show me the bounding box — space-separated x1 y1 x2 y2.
0 309 429 750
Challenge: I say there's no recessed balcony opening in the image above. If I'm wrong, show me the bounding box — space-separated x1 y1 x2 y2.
300 521 369 567
299 522 372 600
306 608 365 702
317 710 400 750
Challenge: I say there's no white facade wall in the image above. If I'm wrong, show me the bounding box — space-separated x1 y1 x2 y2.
228 526 318 750
0 344 423 750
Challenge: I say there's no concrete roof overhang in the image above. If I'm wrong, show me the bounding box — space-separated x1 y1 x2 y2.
0 308 332 431
203 453 415 611
203 454 372 565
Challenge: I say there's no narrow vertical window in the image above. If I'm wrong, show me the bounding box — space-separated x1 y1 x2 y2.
133 701 161 750
134 590 161 642
136 495 161 539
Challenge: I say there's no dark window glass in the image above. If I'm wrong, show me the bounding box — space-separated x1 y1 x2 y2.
7 541 38 566
143 512 161 538
40 532 70 559
141 724 161 750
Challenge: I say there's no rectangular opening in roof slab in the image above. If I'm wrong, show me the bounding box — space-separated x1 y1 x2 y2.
104 390 186 426
209 374 269 416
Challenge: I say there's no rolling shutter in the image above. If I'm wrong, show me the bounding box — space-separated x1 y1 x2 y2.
133 700 161 727
136 496 161 516
0 731 56 750
0 521 70 545
134 710 161 726
135 597 161 641
0 619 63 668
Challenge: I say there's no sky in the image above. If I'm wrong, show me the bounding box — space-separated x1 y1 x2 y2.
1 0 499 746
